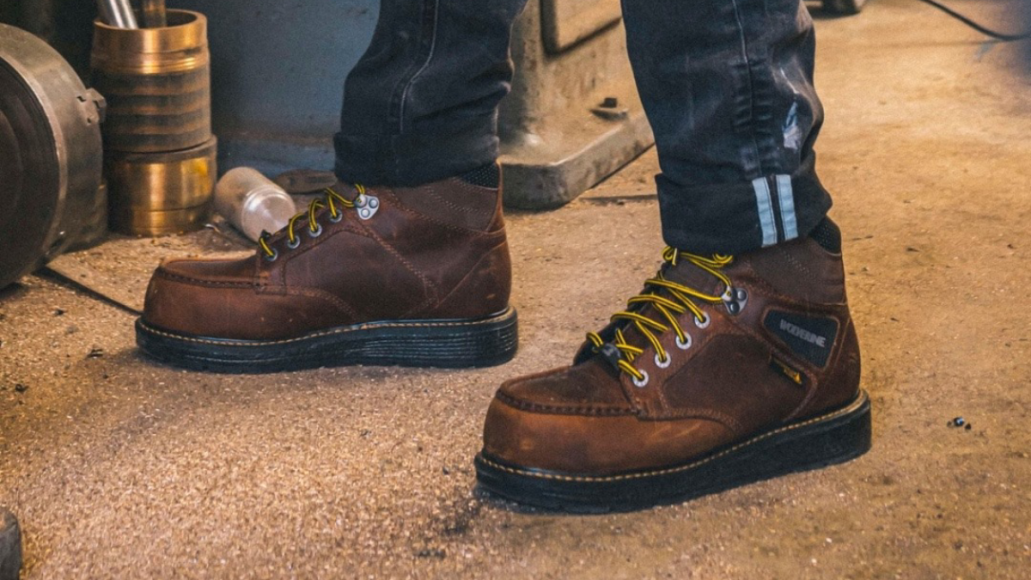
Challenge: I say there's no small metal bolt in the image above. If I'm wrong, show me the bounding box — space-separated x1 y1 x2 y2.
949 416 965 428
591 97 629 121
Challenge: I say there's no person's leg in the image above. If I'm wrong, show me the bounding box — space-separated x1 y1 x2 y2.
626 0 830 256
476 0 869 511
137 0 528 372
335 0 528 186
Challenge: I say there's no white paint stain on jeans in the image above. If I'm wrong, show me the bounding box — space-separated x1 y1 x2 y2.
783 102 802 151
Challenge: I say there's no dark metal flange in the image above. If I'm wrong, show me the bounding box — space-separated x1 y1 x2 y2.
0 23 104 289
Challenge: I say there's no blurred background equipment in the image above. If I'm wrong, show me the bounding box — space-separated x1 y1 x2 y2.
140 0 168 29
90 8 215 235
823 0 870 15
95 0 139 29
0 22 105 290
104 139 218 236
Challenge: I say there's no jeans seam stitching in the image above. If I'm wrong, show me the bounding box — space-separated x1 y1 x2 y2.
729 0 765 179
398 0 440 135
380 9 431 138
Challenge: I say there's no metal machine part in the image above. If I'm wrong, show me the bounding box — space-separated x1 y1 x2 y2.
0 23 105 290
95 0 139 29
824 0 869 15
498 0 653 209
140 0 169 29
91 9 211 153
66 180 110 251
272 169 337 195
92 8 216 237
105 137 217 236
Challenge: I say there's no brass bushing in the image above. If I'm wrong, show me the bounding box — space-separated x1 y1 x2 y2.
106 137 217 236
91 10 211 153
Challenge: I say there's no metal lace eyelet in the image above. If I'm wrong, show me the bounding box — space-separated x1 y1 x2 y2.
675 334 692 350
286 236 301 249
328 211 343 224
694 312 711 329
722 286 748 316
654 353 672 369
355 193 380 220
632 370 650 388
308 223 323 238
263 248 279 262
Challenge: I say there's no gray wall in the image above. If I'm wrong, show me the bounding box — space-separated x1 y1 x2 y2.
168 0 378 175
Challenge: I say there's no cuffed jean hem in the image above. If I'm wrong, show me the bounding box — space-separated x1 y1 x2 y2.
658 154 832 256
334 115 499 186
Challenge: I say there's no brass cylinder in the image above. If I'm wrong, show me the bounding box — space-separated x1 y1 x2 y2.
106 137 217 236
91 10 211 153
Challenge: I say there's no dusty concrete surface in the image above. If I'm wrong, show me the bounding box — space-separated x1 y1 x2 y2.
2 1 1030 578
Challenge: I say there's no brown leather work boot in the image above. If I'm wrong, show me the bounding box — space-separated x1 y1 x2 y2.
136 167 517 372
475 219 869 512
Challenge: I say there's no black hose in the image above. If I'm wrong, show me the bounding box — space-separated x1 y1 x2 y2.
914 0 1031 42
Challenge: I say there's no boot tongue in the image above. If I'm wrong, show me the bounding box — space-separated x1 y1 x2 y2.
661 254 726 296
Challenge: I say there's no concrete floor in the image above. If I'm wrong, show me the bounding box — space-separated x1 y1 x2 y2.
2 1 1030 578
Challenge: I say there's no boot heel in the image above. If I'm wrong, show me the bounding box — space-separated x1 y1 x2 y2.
365 307 520 368
771 392 873 472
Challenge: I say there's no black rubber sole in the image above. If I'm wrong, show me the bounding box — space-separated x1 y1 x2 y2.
0 509 21 580
135 307 518 373
475 390 872 513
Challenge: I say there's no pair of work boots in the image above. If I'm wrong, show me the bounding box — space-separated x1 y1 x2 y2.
137 168 870 512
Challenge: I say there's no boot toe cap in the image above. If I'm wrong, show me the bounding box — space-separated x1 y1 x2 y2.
141 257 261 338
483 368 734 476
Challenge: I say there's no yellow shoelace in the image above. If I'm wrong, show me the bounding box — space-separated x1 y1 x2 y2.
258 184 366 258
587 247 734 381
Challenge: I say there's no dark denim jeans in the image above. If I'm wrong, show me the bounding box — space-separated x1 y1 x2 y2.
335 0 832 255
